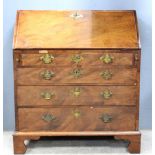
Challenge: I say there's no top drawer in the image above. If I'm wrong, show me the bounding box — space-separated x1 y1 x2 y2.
16 50 135 67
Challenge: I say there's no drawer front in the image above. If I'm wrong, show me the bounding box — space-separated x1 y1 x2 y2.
17 67 137 85
18 107 136 131
17 86 136 106
19 50 134 66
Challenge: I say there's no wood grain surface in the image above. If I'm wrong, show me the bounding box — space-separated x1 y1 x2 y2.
18 50 134 66
13 10 139 49
18 107 136 131
17 67 137 85
17 86 136 106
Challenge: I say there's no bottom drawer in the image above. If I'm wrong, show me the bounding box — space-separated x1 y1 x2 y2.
18 107 136 131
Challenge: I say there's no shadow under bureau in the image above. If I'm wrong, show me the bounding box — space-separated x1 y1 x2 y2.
13 10 141 154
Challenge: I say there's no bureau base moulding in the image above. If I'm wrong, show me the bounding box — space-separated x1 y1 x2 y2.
13 131 141 154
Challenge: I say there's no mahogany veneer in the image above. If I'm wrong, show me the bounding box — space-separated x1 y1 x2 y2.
13 10 141 154
17 86 136 106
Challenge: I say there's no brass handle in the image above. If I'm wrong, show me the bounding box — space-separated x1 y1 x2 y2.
71 87 81 97
40 70 55 80
71 55 83 64
42 113 56 122
100 70 112 80
16 58 20 62
135 53 139 61
100 54 113 64
71 68 82 78
72 109 81 118
40 54 54 64
100 90 112 99
100 114 112 123
41 92 55 100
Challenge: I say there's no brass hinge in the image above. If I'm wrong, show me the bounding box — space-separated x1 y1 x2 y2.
134 53 139 65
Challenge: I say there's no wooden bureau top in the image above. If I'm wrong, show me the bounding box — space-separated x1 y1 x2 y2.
13 10 140 50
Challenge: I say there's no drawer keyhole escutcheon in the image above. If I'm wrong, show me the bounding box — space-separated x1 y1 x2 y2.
101 90 112 99
40 70 55 80
42 113 56 122
100 114 112 123
100 54 113 64
41 92 55 100
71 68 82 78
72 109 81 118
71 54 84 64
70 12 83 19
40 53 54 64
71 87 81 97
100 70 112 80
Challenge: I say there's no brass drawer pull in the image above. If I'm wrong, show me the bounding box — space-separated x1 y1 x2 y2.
41 92 55 100
16 58 20 62
100 70 112 80
71 68 82 78
40 53 54 64
100 90 112 99
40 70 55 80
71 87 81 97
42 113 56 122
100 114 112 123
100 54 113 64
71 54 84 64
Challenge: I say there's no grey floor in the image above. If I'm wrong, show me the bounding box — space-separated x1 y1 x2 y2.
3 130 152 155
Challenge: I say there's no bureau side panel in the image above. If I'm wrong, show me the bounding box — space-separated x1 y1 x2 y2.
13 51 20 130
135 50 141 130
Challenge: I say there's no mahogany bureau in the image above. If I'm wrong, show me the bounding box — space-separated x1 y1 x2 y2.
13 10 141 154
